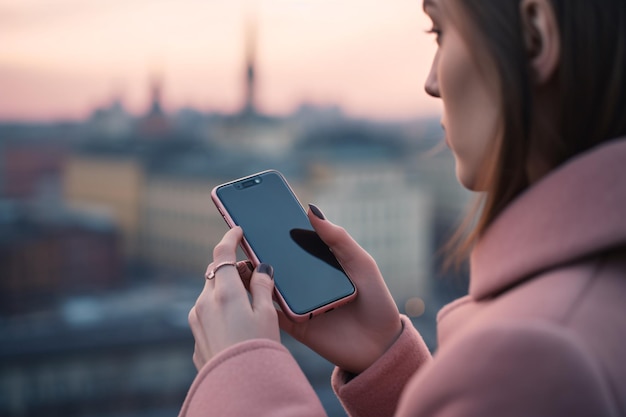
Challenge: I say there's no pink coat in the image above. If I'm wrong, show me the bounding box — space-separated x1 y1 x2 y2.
179 138 626 417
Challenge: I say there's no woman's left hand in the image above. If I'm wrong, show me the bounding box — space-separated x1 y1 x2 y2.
188 226 280 371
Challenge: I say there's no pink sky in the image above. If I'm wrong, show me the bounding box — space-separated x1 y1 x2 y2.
0 0 441 122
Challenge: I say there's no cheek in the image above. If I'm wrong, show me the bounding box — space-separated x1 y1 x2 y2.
438 45 500 189
439 47 490 148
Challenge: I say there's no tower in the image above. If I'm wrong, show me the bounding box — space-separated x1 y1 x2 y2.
242 17 257 116
148 74 164 117
139 74 170 138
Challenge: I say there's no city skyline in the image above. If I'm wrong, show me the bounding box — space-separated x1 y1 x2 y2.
0 0 442 122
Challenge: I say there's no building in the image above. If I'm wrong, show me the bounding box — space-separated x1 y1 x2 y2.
87 95 134 140
137 75 172 139
63 152 143 258
139 163 226 274
0 284 196 417
0 200 122 315
311 164 434 314
1 138 67 200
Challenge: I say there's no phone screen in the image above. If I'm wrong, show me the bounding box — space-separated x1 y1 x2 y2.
213 170 356 317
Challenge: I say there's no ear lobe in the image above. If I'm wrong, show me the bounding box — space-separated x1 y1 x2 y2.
520 0 560 84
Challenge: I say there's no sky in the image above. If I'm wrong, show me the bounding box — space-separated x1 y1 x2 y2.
0 0 442 122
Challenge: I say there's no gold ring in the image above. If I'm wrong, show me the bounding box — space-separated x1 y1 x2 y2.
205 261 237 280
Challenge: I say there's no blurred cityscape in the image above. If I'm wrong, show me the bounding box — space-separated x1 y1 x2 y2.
0 21 470 417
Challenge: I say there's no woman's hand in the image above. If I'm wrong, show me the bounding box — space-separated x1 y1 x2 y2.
188 226 280 371
285 205 402 374
237 205 403 375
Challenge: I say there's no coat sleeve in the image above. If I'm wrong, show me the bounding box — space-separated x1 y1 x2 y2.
395 320 616 417
332 315 433 417
178 339 327 417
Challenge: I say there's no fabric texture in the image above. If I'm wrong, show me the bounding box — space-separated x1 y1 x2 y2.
331 316 431 417
179 137 626 417
179 339 326 417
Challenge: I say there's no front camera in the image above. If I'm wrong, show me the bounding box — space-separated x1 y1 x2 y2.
240 177 262 188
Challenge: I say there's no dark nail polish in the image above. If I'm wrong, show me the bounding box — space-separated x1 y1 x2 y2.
256 263 274 279
309 204 326 220
237 260 254 273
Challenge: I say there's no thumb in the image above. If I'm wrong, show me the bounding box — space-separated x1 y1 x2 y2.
307 204 376 269
250 263 276 312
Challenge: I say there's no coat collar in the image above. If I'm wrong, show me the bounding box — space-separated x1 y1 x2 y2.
470 137 626 300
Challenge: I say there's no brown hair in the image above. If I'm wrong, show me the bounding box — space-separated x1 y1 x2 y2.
445 0 626 267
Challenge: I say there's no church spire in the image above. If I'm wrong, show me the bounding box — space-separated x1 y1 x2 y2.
139 72 170 138
148 73 164 116
242 16 257 116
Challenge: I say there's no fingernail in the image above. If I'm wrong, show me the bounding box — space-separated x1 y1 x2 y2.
237 260 254 273
256 263 274 279
309 204 326 220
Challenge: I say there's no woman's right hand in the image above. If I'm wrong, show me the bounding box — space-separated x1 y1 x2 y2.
280 204 403 375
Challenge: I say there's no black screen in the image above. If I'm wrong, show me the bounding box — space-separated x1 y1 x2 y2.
215 171 356 315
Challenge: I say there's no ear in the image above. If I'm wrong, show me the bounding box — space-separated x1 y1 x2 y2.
520 0 560 84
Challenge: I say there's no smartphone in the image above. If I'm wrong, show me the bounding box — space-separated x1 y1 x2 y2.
211 170 357 322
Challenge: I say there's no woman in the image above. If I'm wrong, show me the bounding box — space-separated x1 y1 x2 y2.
180 0 626 415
